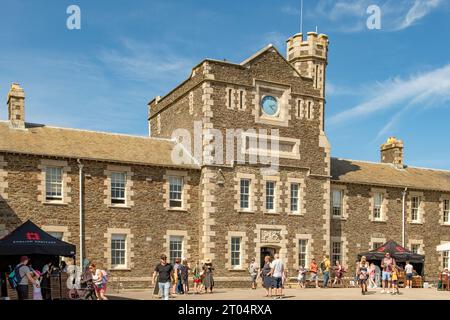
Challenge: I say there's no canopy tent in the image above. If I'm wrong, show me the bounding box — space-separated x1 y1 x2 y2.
357 240 424 264
0 220 75 256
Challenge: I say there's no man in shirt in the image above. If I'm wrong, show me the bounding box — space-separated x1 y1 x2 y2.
15 256 37 300
321 255 331 288
380 252 396 293
270 254 284 299
309 259 319 288
152 254 174 300
248 258 259 290
404 261 414 288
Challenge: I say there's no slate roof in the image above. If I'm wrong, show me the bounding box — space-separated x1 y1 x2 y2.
331 157 450 192
0 121 198 169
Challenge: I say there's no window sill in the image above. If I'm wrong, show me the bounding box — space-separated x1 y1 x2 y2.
332 216 347 221
43 201 68 206
288 212 303 216
441 223 450 226
109 267 131 271
167 208 188 212
228 268 246 272
371 219 387 223
238 210 254 214
410 221 423 225
264 211 280 215
108 205 132 209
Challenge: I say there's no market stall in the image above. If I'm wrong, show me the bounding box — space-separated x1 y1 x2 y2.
0 220 76 299
357 240 425 287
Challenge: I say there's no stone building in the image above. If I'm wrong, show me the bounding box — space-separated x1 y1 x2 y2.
0 32 449 288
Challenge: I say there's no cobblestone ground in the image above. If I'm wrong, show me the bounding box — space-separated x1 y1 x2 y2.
107 287 450 300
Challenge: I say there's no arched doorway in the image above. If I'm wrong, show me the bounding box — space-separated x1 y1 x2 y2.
260 246 280 268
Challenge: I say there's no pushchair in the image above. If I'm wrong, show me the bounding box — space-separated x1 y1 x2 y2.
68 273 96 300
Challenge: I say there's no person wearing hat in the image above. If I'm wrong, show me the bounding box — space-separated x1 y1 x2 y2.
152 254 174 300
15 256 38 300
203 258 214 293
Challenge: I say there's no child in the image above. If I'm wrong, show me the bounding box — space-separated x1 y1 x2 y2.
32 270 43 300
297 266 306 288
391 266 400 295
368 263 377 289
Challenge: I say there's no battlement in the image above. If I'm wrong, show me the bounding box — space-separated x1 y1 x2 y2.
286 32 329 62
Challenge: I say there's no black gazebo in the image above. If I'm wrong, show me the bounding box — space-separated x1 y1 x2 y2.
0 220 76 298
358 240 425 275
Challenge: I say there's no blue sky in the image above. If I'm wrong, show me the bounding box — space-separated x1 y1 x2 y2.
1 0 449 169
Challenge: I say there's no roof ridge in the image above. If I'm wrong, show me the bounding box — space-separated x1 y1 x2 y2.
332 157 450 173
12 122 173 142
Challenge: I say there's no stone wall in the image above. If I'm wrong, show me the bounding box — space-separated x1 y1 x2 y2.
331 181 450 279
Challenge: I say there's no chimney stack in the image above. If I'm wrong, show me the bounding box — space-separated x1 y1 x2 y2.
7 83 25 129
381 137 404 168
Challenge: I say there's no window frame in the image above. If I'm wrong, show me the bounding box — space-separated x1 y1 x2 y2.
298 239 308 268
290 183 299 213
411 196 421 222
240 179 250 210
230 237 242 269
331 241 342 265
110 172 126 205
443 199 450 224
373 192 383 220
332 189 343 218
169 235 184 264
111 234 127 269
168 176 184 209
265 181 275 212
45 166 63 202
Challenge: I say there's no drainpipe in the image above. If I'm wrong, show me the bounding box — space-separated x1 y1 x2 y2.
77 159 84 271
402 187 408 247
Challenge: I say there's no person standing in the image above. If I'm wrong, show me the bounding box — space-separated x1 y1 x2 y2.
270 254 284 299
90 264 108 300
261 256 272 297
391 265 400 295
192 261 202 294
152 254 174 300
248 258 259 290
41 261 54 300
309 258 319 288
203 258 214 294
368 263 377 289
297 265 306 288
32 271 43 300
14 256 37 300
357 256 369 295
380 252 396 294
321 256 331 288
332 260 343 287
180 259 190 294
172 258 181 295
404 261 413 289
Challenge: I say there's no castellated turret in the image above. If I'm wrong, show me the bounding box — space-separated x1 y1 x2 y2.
286 32 329 98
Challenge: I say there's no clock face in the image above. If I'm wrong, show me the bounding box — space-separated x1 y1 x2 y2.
261 96 279 116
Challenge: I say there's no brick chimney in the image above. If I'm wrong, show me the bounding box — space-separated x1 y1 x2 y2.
7 83 25 129
381 137 404 168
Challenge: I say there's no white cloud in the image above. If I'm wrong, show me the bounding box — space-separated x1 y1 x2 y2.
98 38 194 82
328 63 450 135
395 0 442 30
294 0 443 33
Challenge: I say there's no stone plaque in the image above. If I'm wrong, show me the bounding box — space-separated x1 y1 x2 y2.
261 229 282 243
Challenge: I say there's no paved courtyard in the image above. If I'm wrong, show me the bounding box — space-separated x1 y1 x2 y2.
107 287 450 300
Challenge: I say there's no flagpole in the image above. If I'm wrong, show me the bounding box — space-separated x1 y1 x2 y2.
300 0 304 34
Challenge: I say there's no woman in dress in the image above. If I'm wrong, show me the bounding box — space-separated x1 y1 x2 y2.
181 259 190 294
203 258 214 294
368 263 377 288
261 255 273 297
332 260 343 287
357 256 369 295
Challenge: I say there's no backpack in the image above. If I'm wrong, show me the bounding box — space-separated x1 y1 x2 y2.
8 264 26 289
320 261 326 271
